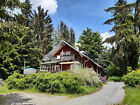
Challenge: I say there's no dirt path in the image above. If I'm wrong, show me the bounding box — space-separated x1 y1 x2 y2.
0 82 125 105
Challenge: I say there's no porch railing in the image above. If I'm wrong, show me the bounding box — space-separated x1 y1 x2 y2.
51 55 75 62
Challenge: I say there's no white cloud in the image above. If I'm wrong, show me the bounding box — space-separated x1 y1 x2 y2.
101 32 113 41
101 32 114 48
20 0 58 14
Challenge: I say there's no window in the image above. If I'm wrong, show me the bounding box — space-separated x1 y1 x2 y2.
57 55 60 59
56 65 60 72
66 51 71 55
60 50 65 55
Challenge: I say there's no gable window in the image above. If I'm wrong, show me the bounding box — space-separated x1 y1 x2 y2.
60 50 65 56
66 51 71 55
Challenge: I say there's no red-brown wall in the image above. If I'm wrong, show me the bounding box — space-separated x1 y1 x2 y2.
54 45 103 71
55 45 87 61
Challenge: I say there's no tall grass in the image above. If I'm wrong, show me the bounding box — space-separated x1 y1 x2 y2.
120 87 140 105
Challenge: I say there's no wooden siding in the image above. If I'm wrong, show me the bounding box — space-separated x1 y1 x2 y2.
55 45 87 62
41 41 103 73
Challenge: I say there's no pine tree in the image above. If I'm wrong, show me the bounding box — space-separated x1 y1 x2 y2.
53 21 75 46
69 27 75 47
77 28 104 63
104 0 139 73
0 0 20 21
0 22 40 79
15 0 32 26
31 6 53 56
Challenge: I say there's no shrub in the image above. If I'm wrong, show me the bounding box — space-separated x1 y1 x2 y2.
108 76 122 82
59 72 84 93
6 73 26 89
137 68 140 72
35 72 84 93
106 63 122 76
123 70 140 87
6 72 85 94
35 72 66 93
71 67 102 87
24 73 38 87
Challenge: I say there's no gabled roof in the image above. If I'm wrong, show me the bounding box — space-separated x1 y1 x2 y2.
42 40 103 68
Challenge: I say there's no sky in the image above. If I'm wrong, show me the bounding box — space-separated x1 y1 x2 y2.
20 0 135 42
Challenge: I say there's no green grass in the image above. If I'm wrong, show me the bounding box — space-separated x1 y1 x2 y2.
120 87 140 105
0 85 42 94
0 85 100 98
81 86 98 95
0 86 17 94
18 87 41 93
50 86 99 98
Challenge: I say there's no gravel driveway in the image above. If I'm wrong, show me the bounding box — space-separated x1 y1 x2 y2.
55 82 125 105
0 82 125 105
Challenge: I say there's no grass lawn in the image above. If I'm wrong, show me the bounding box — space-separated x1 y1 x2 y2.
120 87 140 105
0 86 17 94
52 86 99 98
0 85 99 98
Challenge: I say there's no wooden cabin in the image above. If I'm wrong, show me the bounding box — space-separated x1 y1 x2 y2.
40 40 103 73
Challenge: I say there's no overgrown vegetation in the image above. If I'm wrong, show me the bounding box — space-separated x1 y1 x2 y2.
6 69 102 94
120 87 140 105
108 77 122 82
104 0 140 75
71 67 102 87
123 69 140 87
106 63 121 77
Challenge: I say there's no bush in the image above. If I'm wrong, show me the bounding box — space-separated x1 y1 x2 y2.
6 73 27 89
35 72 84 93
24 73 38 88
137 68 140 72
106 63 122 76
6 69 103 94
71 67 102 87
123 70 140 87
35 72 66 93
6 72 85 94
108 76 122 82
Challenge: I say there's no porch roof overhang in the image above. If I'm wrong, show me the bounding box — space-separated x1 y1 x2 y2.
60 61 80 64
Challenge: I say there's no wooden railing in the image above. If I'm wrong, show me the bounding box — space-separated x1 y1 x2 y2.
51 55 75 62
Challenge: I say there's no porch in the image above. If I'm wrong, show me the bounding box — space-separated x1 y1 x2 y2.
40 61 80 72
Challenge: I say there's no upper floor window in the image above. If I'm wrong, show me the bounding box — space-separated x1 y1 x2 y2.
60 50 71 56
66 51 71 55
60 50 65 55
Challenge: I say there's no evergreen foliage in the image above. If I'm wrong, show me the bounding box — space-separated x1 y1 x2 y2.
0 22 39 79
0 0 21 21
53 21 75 47
0 0 52 79
104 0 140 74
15 0 32 26
31 6 53 57
77 28 110 68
